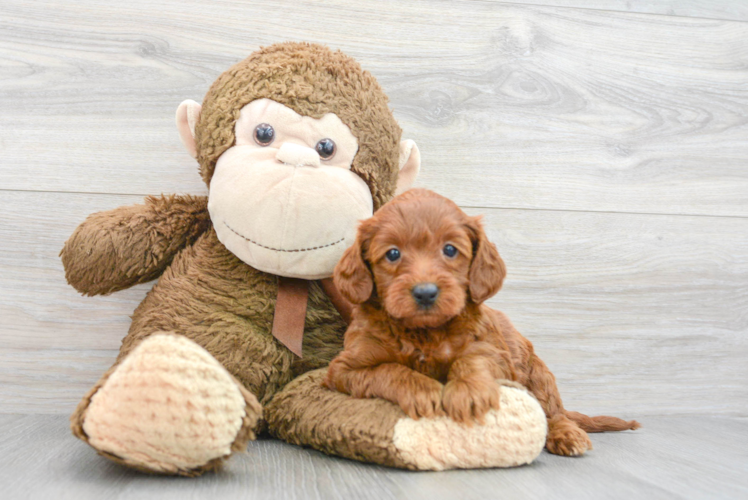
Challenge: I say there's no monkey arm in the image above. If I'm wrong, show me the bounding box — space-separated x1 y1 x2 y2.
61 194 211 296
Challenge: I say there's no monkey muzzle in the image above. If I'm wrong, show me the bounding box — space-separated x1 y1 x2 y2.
208 146 373 280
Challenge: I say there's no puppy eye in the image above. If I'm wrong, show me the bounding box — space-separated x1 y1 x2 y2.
254 123 275 146
385 248 401 262
443 244 458 258
315 138 336 160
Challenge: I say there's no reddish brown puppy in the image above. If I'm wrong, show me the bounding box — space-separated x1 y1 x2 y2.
324 188 639 456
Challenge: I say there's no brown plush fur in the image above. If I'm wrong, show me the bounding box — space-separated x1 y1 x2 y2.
196 42 402 210
325 189 640 456
66 221 348 399
266 369 412 469
60 195 211 295
62 42 405 475
121 229 348 401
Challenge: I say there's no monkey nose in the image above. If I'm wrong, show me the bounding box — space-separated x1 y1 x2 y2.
411 283 439 309
276 143 321 168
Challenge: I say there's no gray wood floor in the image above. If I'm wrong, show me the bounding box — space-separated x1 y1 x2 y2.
0 414 746 500
1 0 747 498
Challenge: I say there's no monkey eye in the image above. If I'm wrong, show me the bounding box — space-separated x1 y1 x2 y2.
385 248 401 262
315 138 336 160
443 244 458 258
254 123 275 146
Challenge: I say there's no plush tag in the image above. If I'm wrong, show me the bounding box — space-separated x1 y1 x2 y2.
272 277 309 357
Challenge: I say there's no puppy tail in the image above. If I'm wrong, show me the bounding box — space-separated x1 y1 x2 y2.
565 410 641 433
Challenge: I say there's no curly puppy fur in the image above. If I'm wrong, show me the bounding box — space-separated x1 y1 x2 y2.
325 189 640 457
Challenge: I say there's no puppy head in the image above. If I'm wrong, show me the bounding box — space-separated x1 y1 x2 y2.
334 189 506 328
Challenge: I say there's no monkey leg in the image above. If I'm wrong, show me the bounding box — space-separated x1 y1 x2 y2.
69 230 345 474
71 333 262 476
265 369 547 470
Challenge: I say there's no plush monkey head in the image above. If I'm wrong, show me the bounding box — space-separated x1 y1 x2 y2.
176 42 420 280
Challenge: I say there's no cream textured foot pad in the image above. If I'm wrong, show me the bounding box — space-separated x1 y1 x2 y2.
266 369 548 470
82 334 249 474
392 382 547 469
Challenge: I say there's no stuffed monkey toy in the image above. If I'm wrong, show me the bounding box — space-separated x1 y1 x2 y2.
62 42 547 476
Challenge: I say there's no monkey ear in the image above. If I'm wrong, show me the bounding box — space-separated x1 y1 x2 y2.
395 140 421 195
176 99 202 158
466 216 507 304
333 227 375 304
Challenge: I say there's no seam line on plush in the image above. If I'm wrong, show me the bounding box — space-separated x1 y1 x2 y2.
223 221 345 253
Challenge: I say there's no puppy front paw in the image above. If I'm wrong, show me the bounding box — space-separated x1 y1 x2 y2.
399 378 444 420
442 378 500 425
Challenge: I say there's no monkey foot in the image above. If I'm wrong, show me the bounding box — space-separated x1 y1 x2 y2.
72 333 262 476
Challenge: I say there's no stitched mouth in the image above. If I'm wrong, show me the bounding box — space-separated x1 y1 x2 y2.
223 221 345 253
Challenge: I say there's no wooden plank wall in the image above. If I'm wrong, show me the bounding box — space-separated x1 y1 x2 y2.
1 0 746 416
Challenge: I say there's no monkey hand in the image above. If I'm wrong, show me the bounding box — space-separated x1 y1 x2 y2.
61 194 210 295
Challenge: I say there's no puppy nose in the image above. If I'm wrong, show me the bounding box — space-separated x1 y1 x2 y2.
276 142 320 168
412 283 439 309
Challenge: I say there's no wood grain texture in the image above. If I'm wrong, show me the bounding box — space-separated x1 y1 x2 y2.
501 1 748 22
0 349 117 415
1 0 747 216
0 414 745 500
1 0 747 492
0 192 151 353
1 191 745 416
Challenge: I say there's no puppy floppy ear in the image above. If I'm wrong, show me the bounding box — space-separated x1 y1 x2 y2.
334 222 375 304
466 216 506 304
